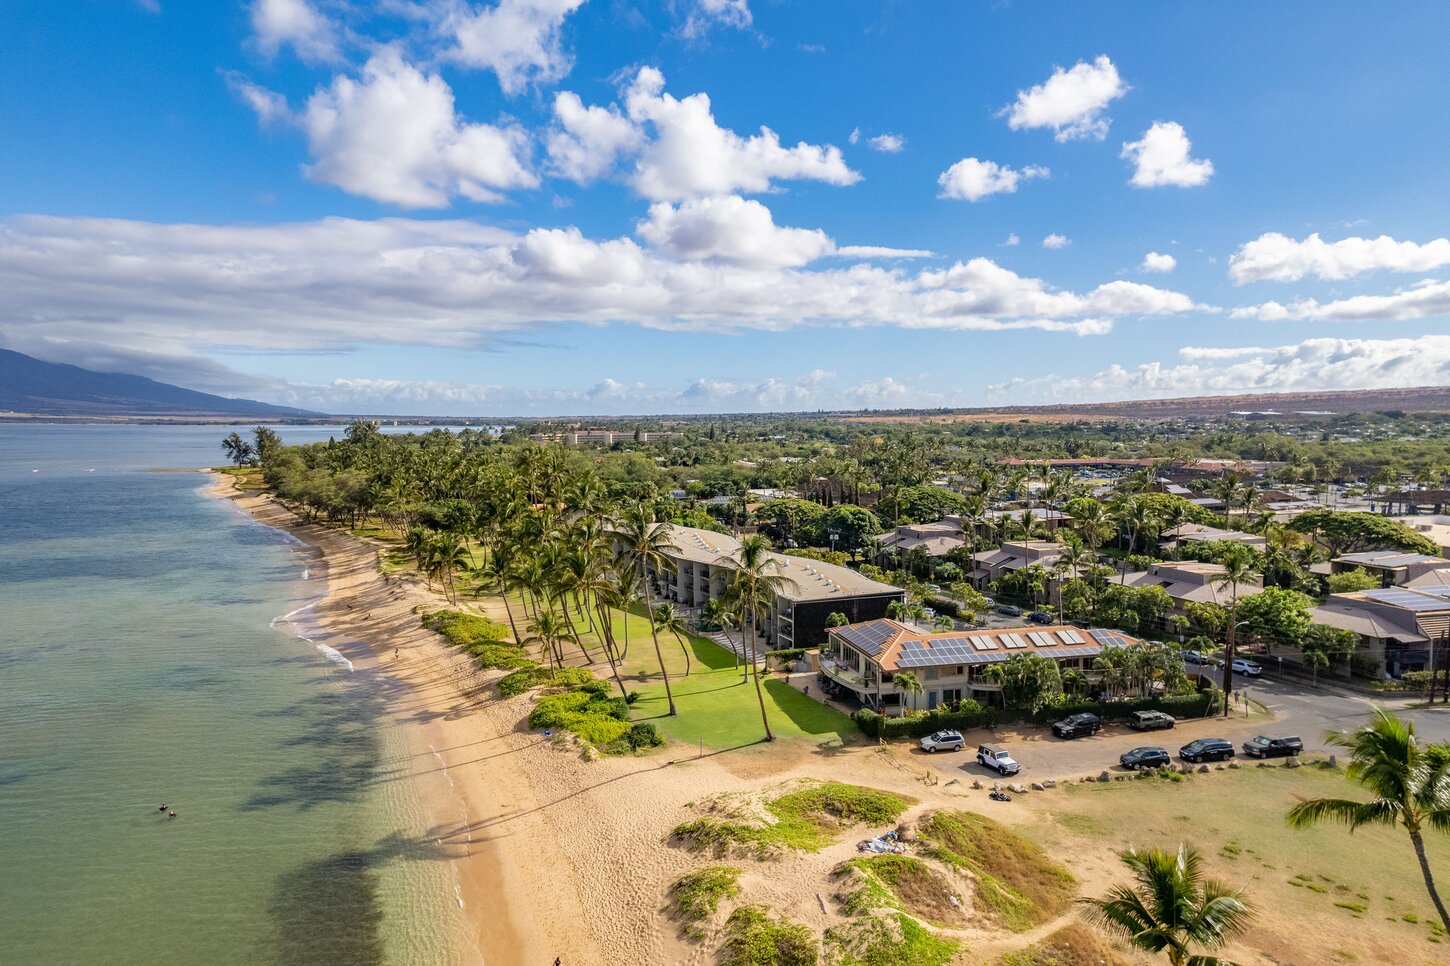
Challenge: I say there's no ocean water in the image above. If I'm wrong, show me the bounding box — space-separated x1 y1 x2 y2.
0 425 465 965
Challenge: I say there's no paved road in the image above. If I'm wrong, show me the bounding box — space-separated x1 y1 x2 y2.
913 674 1450 785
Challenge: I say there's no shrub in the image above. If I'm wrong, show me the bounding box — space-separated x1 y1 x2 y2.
623 722 664 750
422 610 530 670
721 906 818 966
670 865 742 929
853 701 996 739
497 665 593 698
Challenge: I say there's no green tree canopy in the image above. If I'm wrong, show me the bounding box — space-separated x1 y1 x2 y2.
1326 567 1381 594
1288 509 1440 556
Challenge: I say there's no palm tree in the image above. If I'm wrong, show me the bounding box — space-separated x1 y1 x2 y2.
720 533 798 741
1080 844 1254 966
617 504 678 716
1068 498 1113 600
893 670 924 713
653 602 693 676
1286 709 1450 933
1209 547 1261 716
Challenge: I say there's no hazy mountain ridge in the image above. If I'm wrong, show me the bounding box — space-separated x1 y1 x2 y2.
0 349 319 418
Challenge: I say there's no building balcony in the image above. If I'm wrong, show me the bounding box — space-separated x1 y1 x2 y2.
820 657 869 692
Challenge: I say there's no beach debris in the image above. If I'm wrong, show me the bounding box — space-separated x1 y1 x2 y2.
857 830 905 854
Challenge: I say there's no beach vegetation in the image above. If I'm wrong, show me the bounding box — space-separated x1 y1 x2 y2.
421 610 532 669
673 781 914 857
823 911 957 966
836 855 964 927
918 811 1074 932
669 865 742 936
996 922 1132 966
720 905 818 966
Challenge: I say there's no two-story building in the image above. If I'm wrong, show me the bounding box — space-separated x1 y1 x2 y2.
630 525 904 649
1308 586 1450 677
1326 550 1450 587
1120 561 1264 610
972 540 1065 586
820 618 1138 713
1160 523 1268 553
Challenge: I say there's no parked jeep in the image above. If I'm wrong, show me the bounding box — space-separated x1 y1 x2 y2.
976 744 1021 776
1242 735 1303 759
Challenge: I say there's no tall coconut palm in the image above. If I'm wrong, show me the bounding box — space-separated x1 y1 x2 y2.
1068 498 1113 600
719 533 798 742
1209 546 1261 716
1287 709 1450 933
1080 843 1253 966
617 504 678 716
958 493 990 586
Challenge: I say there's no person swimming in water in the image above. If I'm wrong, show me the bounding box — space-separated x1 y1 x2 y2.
168 810 176 819
159 804 168 812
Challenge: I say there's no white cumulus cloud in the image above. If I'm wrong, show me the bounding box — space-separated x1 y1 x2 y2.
635 195 835 268
1141 251 1176 273
1228 231 1450 283
248 0 341 64
1042 233 1070 249
621 67 860 200
292 50 537 208
868 133 905 153
438 0 587 95
990 337 1450 402
1121 121 1213 188
1002 55 1127 142
1231 278 1450 323
683 0 752 39
544 91 642 182
937 158 1048 202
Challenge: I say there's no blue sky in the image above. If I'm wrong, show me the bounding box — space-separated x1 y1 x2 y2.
3 0 1449 415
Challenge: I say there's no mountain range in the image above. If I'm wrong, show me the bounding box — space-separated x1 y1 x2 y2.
0 349 320 418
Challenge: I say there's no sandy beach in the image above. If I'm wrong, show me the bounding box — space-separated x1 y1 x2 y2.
206 472 974 965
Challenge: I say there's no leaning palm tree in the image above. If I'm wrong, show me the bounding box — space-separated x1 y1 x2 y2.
1287 709 1450 933
719 534 798 742
653 602 693 676
1209 546 1261 716
617 504 678 716
1080 844 1254 966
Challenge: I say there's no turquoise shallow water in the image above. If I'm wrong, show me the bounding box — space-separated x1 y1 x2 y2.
0 425 463 965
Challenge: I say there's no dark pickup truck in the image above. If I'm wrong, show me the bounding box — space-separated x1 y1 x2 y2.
1242 735 1303 759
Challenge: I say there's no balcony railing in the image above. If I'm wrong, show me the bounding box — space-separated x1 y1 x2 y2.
820 657 869 691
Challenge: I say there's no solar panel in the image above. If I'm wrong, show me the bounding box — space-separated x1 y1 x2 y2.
1029 631 1056 647
1411 585 1450 599
1001 633 1027 649
968 635 998 651
840 620 896 655
1363 588 1450 612
1056 629 1085 645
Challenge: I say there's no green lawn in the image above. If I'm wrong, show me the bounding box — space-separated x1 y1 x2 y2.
491 594 856 748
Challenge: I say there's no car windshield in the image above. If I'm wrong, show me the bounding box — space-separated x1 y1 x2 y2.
1252 736 1270 745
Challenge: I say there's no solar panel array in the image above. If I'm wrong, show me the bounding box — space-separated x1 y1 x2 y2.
1001 633 1027 649
896 639 974 669
968 634 999 651
1027 631 1057 647
1410 584 1450 600
1362 587 1450 612
1056 629 1086 645
1090 628 1130 648
838 621 896 655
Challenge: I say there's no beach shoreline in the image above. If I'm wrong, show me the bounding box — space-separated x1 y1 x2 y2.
206 472 599 966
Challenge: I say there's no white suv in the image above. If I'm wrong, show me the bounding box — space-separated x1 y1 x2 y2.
976 744 1021 775
919 730 965 753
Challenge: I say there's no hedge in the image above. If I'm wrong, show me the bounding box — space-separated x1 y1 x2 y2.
852 690 1219 739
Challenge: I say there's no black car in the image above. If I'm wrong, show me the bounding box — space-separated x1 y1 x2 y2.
1128 710 1176 732
1027 611 1055 624
997 604 1023 617
1179 738 1235 763
1052 712 1103 739
1242 735 1304 759
1120 746 1171 771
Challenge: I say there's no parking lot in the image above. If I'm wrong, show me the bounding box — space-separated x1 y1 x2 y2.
908 673 1450 784
912 706 1274 783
